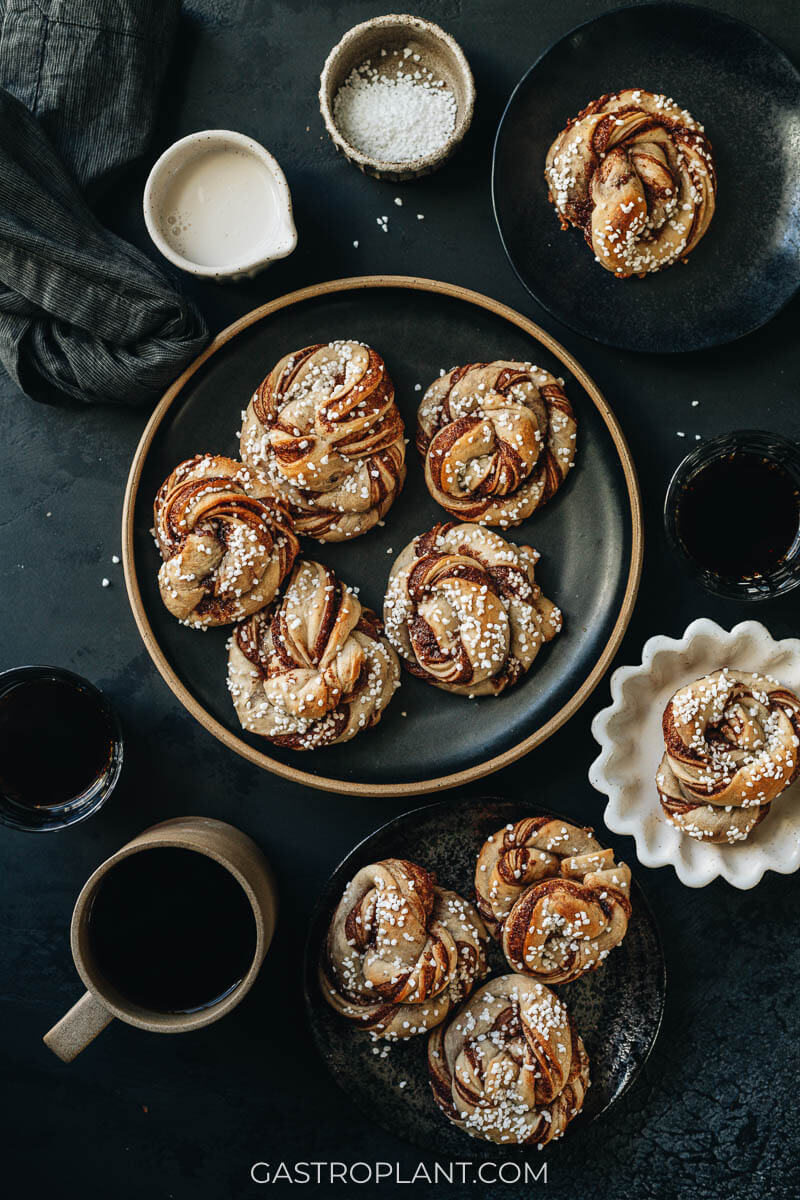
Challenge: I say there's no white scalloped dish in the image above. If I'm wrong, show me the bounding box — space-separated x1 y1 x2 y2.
590 619 800 889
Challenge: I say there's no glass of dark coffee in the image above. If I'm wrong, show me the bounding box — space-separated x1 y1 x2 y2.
0 666 123 831
664 430 800 600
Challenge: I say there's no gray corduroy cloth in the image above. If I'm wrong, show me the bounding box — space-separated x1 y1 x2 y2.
0 0 208 407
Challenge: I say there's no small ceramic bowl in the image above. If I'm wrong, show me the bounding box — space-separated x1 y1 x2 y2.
143 130 297 281
590 618 800 889
319 14 475 181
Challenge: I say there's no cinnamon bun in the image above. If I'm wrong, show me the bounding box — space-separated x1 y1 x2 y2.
416 361 576 527
321 858 488 1039
228 559 400 749
428 974 589 1145
383 523 562 696
545 89 716 277
240 341 406 541
657 668 800 843
475 818 631 984
154 453 298 628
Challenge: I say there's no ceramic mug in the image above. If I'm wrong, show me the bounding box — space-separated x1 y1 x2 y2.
44 817 277 1062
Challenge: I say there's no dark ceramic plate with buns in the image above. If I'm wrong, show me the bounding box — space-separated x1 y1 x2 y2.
304 796 666 1156
123 277 641 796
493 3 800 351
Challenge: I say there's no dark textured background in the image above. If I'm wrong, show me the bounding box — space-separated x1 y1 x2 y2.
1 2 798 1197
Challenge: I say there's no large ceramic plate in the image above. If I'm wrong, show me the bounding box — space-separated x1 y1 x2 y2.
304 796 666 1156
493 2 800 352
122 276 641 795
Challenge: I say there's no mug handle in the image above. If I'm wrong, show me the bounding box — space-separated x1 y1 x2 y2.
43 992 113 1062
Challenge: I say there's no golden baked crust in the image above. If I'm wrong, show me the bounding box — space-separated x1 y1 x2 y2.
383 522 562 697
154 453 298 628
428 974 589 1145
545 88 716 277
321 859 487 1039
657 668 800 843
240 341 406 542
416 361 576 527
475 818 631 984
228 559 400 749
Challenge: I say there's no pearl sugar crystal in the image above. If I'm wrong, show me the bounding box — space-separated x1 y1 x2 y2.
333 49 457 164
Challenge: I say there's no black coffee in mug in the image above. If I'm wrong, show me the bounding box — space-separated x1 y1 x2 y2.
87 848 258 1014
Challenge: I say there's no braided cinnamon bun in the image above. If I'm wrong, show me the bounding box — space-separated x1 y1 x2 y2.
154 454 298 628
383 523 562 697
657 668 800 844
321 859 488 1039
227 559 400 750
545 88 716 277
416 361 576 527
428 974 589 1146
240 341 406 542
475 818 631 984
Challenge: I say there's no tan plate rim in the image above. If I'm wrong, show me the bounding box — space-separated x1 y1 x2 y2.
122 274 643 797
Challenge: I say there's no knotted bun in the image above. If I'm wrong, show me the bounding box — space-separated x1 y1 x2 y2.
228 559 400 749
428 974 589 1145
475 818 631 985
416 361 576 527
321 859 488 1039
384 523 562 697
240 341 406 542
545 88 716 277
154 453 298 628
657 668 800 843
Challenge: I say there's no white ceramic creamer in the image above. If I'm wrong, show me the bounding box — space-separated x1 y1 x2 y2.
144 131 297 280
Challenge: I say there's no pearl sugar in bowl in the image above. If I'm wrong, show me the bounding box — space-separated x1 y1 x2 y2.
320 15 475 181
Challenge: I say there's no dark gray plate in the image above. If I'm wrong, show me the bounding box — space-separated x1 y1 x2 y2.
127 280 639 794
493 2 800 352
304 796 666 1157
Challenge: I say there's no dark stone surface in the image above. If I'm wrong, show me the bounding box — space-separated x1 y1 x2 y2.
0 1 798 1197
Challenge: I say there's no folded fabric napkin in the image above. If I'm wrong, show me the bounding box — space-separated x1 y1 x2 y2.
0 0 208 406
